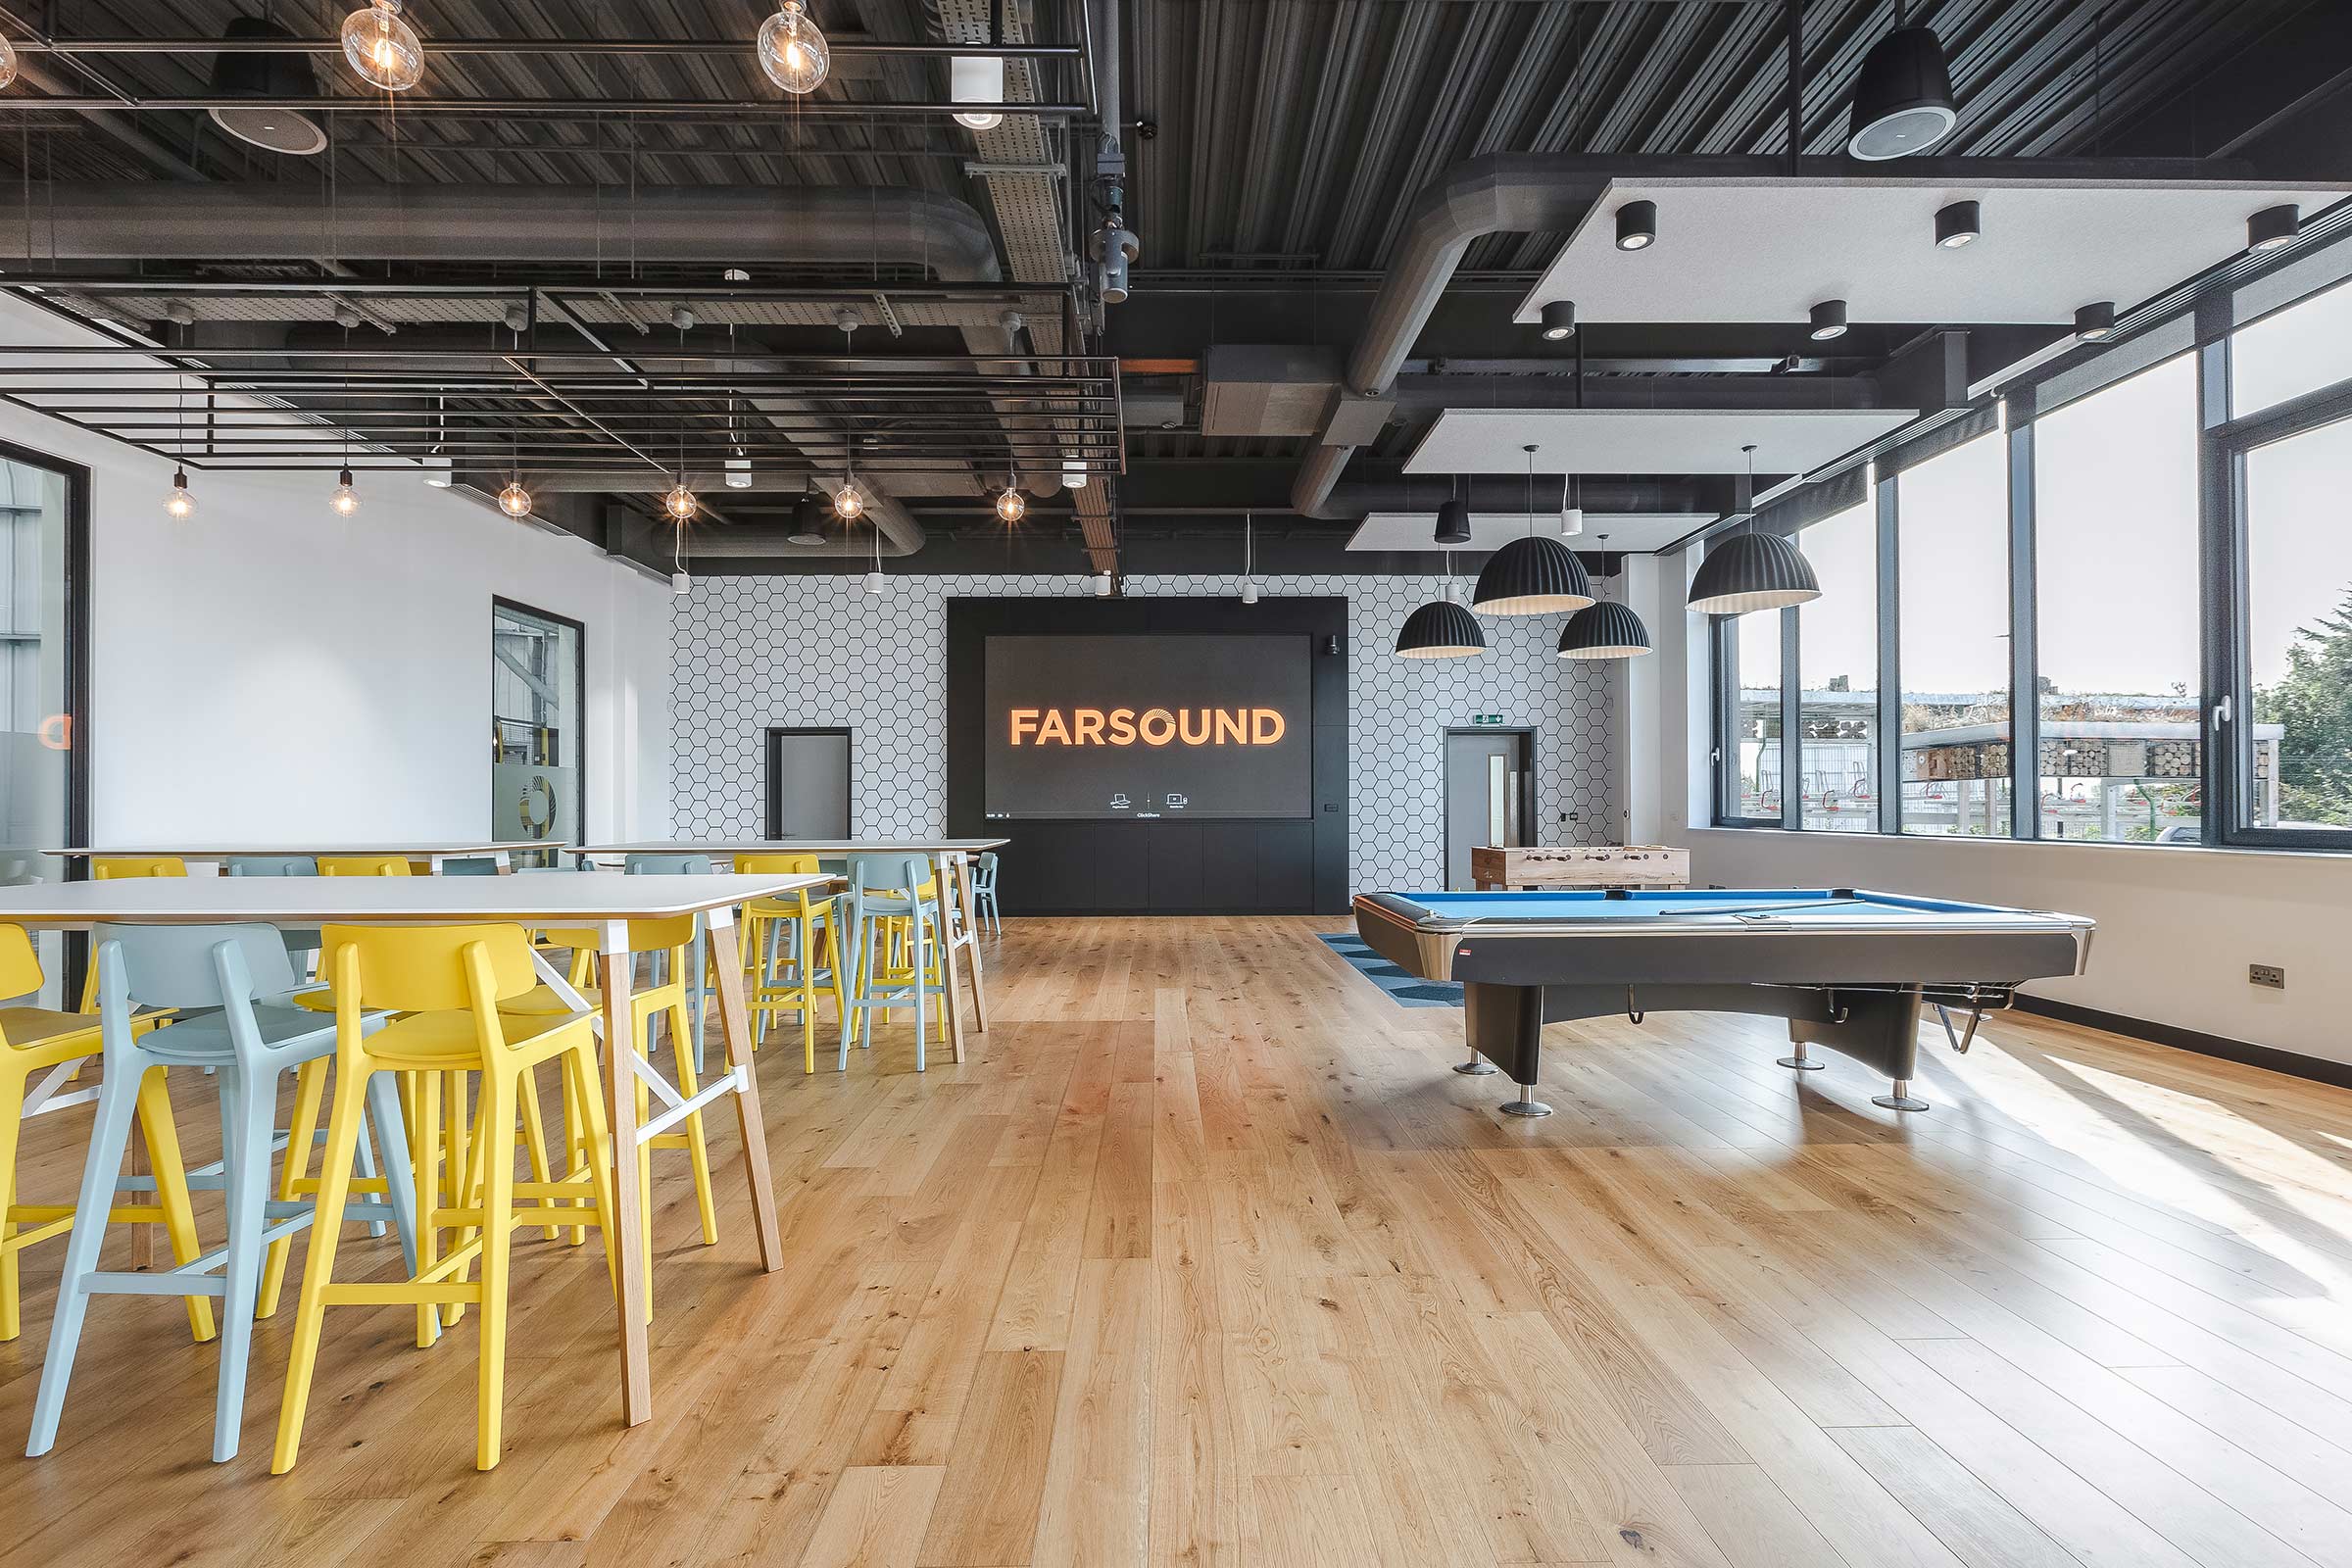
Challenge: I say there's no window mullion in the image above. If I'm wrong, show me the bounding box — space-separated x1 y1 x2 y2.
2007 401 2037 840
2194 290 2237 846
1875 472 1901 834
1781 606 1801 830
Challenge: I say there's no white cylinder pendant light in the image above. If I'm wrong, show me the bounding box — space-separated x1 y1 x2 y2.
953 55 1005 129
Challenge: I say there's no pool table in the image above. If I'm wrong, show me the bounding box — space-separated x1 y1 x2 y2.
1352 888 2094 1117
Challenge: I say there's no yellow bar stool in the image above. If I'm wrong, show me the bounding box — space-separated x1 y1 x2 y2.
0 923 215 1346
502 916 717 1314
737 853 847 1071
316 856 415 877
273 922 618 1474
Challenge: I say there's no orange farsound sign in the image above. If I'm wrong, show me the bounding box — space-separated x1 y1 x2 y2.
1008 707 1288 747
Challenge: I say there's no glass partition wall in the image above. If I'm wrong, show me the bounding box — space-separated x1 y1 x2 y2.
0 445 86 1004
491 599 583 866
1711 234 2352 853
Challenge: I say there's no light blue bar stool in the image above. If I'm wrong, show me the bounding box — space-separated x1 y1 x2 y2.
624 854 717 1072
438 857 502 876
972 852 1003 934
841 855 948 1072
25 923 418 1464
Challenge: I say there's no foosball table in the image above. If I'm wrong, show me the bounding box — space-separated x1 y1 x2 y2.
1470 844 1690 892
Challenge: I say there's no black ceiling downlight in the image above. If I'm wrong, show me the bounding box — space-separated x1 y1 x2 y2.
1615 200 1657 251
1557 600 1651 660
784 491 829 547
1808 299 1848 341
1434 498 1472 546
1471 535 1593 615
1847 25 1957 160
1687 531 1822 614
208 17 328 155
1935 199 1981 248
2248 204 2300 253
2073 301 2116 342
1540 300 1577 341
1396 598 1487 658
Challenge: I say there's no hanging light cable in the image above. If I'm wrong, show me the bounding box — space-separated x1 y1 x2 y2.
499 434 531 517
835 436 865 520
164 369 195 519
341 0 423 91
1241 513 1259 604
330 327 360 514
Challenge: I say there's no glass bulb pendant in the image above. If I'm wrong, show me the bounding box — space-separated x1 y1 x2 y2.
164 467 194 519
834 481 865 520
758 2 829 94
664 482 698 521
0 36 19 91
330 467 361 516
996 484 1026 523
498 480 533 518
341 1 423 91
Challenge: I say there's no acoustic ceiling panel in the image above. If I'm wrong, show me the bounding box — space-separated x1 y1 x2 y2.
1401 407 1916 477
1348 512 1713 555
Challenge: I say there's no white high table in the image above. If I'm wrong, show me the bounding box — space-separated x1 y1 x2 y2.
48 841 554 873
0 869 831 1428
579 839 1008 1061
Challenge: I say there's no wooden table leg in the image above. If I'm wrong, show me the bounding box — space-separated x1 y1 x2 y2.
702 906 783 1271
935 853 969 1064
596 919 653 1427
956 855 992 1034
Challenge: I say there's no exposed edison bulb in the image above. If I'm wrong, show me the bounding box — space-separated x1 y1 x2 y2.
341 1 422 91
833 480 865 521
498 479 533 517
0 36 19 91
164 467 194 520
330 467 361 516
996 484 1025 523
757 2 829 94
664 482 698 521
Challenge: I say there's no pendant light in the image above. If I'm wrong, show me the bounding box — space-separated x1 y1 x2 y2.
863 493 885 594
209 16 327 155
1240 513 1259 604
0 34 17 90
341 1 423 92
664 480 698 521
952 55 1005 129
1435 473 1472 546
1559 542 1650 659
1539 301 1577 341
500 436 531 517
1687 444 1822 614
758 1 829 94
786 486 829 547
1396 572 1486 659
329 467 361 516
1847 6 1956 160
996 482 1026 523
1471 445 1592 615
165 468 195 520
164 371 194 518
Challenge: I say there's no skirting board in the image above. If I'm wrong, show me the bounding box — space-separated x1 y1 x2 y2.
2013 994 2352 1094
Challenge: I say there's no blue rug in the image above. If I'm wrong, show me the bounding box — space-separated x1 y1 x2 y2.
1318 933 1463 1008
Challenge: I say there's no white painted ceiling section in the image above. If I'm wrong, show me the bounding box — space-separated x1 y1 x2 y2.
1402 407 1916 477
1511 176 2350 327
1347 511 1714 554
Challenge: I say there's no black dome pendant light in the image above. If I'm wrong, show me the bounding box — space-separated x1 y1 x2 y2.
1472 447 1592 615
1847 2 1957 161
1396 587 1487 659
1687 444 1822 614
1559 539 1652 659
209 12 329 155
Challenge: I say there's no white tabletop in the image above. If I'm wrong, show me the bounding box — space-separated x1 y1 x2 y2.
0 871 830 926
580 838 1008 858
46 841 555 859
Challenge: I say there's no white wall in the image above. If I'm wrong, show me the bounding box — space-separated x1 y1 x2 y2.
0 295 673 847
669 571 1623 891
1633 543 2352 1071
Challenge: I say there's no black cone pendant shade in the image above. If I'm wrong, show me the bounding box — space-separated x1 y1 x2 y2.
1557 600 1651 659
1396 596 1487 658
1687 531 1822 614
1847 25 1957 160
1434 498 1472 546
1471 534 1592 614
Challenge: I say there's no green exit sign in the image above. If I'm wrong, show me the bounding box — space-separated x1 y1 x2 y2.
1470 713 1508 726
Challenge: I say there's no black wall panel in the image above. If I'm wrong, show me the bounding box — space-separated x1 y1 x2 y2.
946 598 1349 914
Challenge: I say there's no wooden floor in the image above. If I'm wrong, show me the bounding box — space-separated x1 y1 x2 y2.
7 917 2352 1567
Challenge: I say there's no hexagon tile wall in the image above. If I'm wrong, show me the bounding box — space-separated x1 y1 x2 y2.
671 573 1623 891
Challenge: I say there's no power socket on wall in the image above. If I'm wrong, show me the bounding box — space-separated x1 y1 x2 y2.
2249 963 2286 991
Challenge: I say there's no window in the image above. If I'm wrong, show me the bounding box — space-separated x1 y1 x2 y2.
2238 413 2352 838
2034 356 2203 844
1795 500 1878 831
1727 606 1783 820
2232 277 2352 417
0 447 87 1006
491 600 583 863
1896 433 2011 836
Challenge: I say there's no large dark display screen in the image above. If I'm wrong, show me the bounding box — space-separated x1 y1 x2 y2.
983 633 1313 820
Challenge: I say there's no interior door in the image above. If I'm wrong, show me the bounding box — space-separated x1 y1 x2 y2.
766 728 852 837
1445 730 1530 891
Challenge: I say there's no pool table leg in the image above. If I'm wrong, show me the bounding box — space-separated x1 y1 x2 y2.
1873 1080 1931 1112
1452 1045 1498 1076
1464 983 1549 1117
1775 1039 1828 1071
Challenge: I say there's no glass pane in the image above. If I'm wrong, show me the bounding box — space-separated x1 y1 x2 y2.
1796 500 1878 831
2233 278 2352 417
2244 416 2352 833
1897 432 2012 836
1731 609 1782 820
2034 355 2204 844
0 457 74 1005
491 602 583 862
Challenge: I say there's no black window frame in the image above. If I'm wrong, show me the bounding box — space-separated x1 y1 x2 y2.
490 595 586 864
